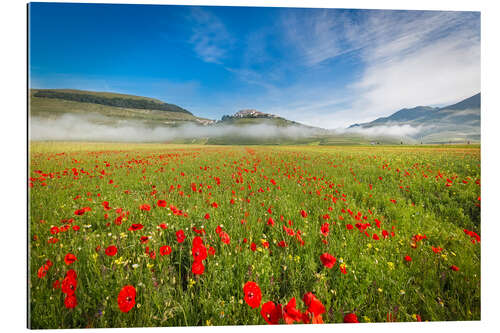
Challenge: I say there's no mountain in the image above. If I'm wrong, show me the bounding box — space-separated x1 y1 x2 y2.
30 89 215 126
348 93 480 143
443 93 481 110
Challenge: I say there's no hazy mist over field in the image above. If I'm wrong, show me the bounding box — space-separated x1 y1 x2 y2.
30 114 322 142
335 124 422 137
30 113 426 142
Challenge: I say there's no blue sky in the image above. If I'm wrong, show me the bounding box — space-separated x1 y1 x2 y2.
29 3 480 128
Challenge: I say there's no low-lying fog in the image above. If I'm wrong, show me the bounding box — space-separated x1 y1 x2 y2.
30 113 422 142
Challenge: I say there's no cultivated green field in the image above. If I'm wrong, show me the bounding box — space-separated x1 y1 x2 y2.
29 142 480 328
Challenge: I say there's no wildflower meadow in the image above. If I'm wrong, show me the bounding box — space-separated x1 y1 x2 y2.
28 142 480 328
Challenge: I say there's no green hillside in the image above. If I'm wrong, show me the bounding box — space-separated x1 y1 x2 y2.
29 89 212 126
32 89 192 114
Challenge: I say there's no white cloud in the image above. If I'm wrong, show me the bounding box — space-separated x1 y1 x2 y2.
351 32 480 120
281 9 352 66
272 10 480 127
188 7 233 64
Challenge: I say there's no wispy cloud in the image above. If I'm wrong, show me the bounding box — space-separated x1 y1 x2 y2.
188 7 233 64
347 11 480 122
257 9 481 128
280 9 353 66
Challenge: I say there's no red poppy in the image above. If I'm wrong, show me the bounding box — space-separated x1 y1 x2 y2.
312 313 324 324
128 224 144 231
450 265 460 271
64 295 78 309
50 226 59 235
261 301 282 324
208 246 215 256
61 276 77 295
193 227 206 235
320 223 329 236
191 260 205 275
114 216 123 225
301 312 311 324
343 313 359 323
176 230 186 243
105 245 117 256
149 250 156 259
267 217 275 226
72 225 80 231
303 292 325 316
192 244 207 261
404 255 412 262
64 253 77 266
215 225 222 235
140 235 149 244
139 204 151 211
277 240 287 247
300 210 308 218
37 264 49 278
320 253 337 268
158 223 167 229
117 285 136 313
243 281 262 309
74 207 90 215
250 242 257 252
193 236 203 247
160 245 172 256
346 224 354 230
220 231 230 244
432 246 443 254
157 200 167 207
66 269 77 280
283 297 302 324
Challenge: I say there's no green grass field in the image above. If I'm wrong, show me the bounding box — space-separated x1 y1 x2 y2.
28 142 480 328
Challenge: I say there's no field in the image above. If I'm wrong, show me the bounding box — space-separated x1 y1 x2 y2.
28 142 481 328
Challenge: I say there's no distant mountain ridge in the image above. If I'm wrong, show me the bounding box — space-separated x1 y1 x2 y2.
348 93 480 143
